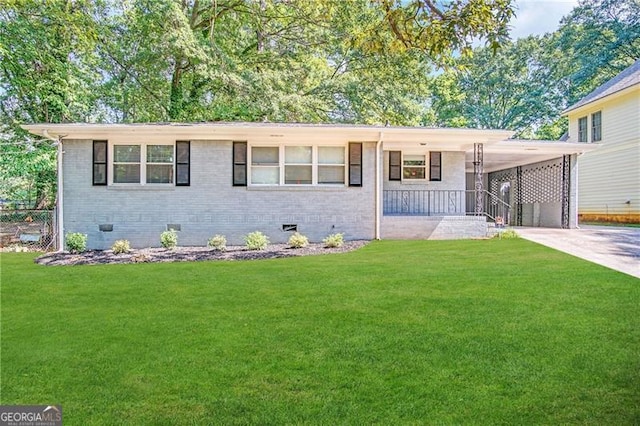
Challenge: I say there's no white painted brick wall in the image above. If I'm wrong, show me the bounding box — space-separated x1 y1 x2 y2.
63 140 376 249
383 151 466 190
382 216 488 240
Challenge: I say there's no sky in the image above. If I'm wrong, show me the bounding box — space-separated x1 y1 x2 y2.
510 0 580 39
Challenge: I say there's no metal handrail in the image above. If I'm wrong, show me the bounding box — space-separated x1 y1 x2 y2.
472 190 511 224
383 189 511 224
383 189 466 216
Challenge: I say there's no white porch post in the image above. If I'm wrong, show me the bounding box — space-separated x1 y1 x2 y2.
375 132 384 240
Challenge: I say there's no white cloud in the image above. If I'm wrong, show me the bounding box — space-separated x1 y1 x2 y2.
510 0 579 39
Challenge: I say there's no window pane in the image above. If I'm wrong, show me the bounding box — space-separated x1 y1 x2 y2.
403 155 425 166
147 145 173 163
147 164 173 183
318 146 344 164
592 112 602 142
578 117 587 142
319 165 345 184
114 164 140 183
285 146 312 164
252 147 279 164
285 165 312 184
114 145 140 162
404 167 425 179
251 167 279 184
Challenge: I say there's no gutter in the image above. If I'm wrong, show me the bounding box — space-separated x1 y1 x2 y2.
375 132 383 240
42 130 63 252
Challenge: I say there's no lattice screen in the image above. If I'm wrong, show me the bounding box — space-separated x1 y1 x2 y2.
489 158 564 204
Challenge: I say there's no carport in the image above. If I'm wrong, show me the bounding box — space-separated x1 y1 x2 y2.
466 140 599 229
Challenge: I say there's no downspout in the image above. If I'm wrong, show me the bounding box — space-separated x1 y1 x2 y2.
575 152 581 229
43 130 63 251
375 132 384 240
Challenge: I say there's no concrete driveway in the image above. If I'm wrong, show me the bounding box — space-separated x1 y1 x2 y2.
516 226 640 279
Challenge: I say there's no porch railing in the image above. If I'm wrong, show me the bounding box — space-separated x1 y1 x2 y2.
383 189 511 223
464 190 511 223
383 190 466 216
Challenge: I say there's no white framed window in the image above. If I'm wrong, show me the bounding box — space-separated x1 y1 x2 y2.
578 116 587 142
249 145 346 186
403 154 426 180
146 145 174 183
113 144 141 183
285 146 312 184
318 146 345 184
591 111 602 142
111 143 175 185
251 146 279 184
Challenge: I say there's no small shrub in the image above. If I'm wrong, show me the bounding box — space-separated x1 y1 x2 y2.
111 239 131 254
245 231 269 250
288 232 309 249
65 232 87 253
323 232 344 248
160 230 178 249
208 234 227 251
493 228 520 239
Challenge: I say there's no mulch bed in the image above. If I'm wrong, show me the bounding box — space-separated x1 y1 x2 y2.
35 240 370 266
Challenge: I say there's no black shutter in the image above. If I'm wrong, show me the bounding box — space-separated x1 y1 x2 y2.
348 143 362 187
389 151 401 181
93 140 108 185
175 141 190 186
233 142 247 186
429 151 441 181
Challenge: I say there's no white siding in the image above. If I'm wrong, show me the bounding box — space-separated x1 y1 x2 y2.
568 89 640 216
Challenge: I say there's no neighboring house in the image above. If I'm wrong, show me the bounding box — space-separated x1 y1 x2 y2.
563 59 640 224
23 123 595 250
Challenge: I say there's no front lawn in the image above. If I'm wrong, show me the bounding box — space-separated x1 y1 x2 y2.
1 240 638 424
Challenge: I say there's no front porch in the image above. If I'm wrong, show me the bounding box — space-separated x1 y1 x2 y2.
383 189 510 221
376 134 595 239
381 215 490 239
381 189 509 239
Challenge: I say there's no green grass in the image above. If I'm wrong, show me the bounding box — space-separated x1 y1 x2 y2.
1 240 639 425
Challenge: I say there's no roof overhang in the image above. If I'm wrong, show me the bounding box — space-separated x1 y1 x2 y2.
562 83 640 116
467 139 600 173
21 122 598 173
21 122 513 149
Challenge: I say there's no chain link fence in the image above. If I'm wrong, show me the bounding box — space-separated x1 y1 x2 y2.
0 209 56 252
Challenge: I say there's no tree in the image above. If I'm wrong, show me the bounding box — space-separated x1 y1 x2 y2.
375 0 515 61
557 0 640 103
427 36 569 138
0 0 99 207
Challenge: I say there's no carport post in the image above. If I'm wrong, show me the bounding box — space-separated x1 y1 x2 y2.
474 143 484 215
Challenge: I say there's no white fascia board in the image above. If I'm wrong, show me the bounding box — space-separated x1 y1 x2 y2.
489 140 601 155
21 123 515 148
